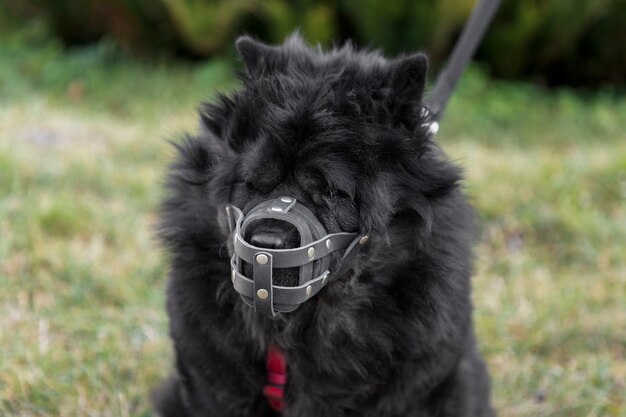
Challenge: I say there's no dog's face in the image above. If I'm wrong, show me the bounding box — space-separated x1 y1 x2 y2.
179 35 462 284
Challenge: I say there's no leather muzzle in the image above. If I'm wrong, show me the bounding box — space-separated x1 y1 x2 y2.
226 196 368 316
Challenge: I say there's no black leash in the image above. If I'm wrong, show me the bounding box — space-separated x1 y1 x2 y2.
425 0 502 125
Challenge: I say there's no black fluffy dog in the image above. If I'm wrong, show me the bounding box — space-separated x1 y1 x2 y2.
154 34 494 417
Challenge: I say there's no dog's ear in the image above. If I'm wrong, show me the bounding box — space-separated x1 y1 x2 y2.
385 53 428 128
236 36 279 74
390 53 428 102
389 54 428 130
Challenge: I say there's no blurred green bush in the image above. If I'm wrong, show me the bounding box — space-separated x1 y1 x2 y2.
0 0 179 52
478 0 626 86
1 0 625 87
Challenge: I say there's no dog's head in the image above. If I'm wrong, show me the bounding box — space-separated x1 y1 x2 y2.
165 35 462 287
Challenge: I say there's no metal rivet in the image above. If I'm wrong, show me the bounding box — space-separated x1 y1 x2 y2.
231 269 236 282
280 197 293 203
325 239 332 250
427 121 439 136
256 254 268 265
307 247 315 258
305 285 312 297
257 289 269 299
270 206 283 212
359 235 369 245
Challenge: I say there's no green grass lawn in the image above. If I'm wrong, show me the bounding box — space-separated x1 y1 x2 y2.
1 36 625 417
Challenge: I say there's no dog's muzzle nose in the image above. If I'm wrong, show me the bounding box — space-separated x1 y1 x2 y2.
250 233 285 249
245 219 299 250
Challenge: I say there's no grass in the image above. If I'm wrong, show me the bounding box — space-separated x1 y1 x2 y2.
1 31 625 417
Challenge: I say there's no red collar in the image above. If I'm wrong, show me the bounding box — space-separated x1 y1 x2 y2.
263 345 287 412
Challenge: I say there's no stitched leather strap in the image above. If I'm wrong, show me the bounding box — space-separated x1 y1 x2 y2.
252 252 275 316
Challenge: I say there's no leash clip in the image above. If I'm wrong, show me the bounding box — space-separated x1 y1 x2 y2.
420 107 440 136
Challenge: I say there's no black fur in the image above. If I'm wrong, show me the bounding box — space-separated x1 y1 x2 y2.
154 34 494 417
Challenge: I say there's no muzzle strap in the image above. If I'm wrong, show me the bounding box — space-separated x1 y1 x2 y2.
253 251 275 316
233 231 358 268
